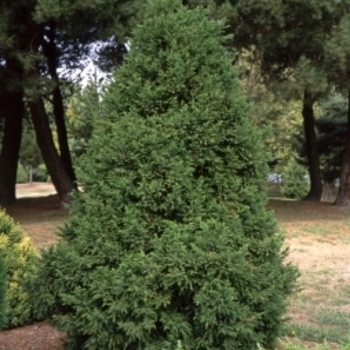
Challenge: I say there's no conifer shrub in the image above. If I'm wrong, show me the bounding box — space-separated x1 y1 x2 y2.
0 209 38 327
0 254 6 329
30 0 299 349
281 158 310 199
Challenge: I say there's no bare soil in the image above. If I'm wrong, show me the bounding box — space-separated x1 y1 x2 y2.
6 185 67 248
1 184 350 349
16 183 56 199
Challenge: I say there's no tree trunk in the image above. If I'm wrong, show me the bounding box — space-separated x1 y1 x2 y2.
52 80 77 186
41 25 77 186
335 90 350 206
29 165 33 185
28 97 74 203
321 181 338 203
23 18 74 204
0 90 24 206
302 89 322 201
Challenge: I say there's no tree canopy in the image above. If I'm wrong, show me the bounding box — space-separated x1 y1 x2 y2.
0 0 143 205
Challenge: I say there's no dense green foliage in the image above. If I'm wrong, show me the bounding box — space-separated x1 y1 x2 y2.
281 159 310 199
0 210 38 328
295 94 347 184
316 95 348 183
18 118 54 183
16 163 28 184
211 0 350 202
0 0 143 206
19 120 43 183
30 1 298 349
66 80 101 161
0 254 6 329
2 0 350 207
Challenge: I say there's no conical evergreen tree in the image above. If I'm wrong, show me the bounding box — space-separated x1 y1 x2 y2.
31 1 298 349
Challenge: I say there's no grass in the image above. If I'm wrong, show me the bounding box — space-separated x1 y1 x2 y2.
313 310 350 327
278 338 349 350
284 322 349 344
265 187 350 349
4 183 350 349
302 226 334 235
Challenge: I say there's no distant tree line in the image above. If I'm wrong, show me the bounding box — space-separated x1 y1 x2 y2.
1 0 350 206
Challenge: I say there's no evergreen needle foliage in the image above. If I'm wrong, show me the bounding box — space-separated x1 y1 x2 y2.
0 254 6 329
16 162 28 184
281 159 310 199
31 0 299 349
0 209 38 328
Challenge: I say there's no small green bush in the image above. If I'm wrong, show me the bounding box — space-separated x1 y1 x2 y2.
34 163 49 182
16 162 28 184
0 254 6 329
0 209 38 328
281 158 309 199
30 0 298 349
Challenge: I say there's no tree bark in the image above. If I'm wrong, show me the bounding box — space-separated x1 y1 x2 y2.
335 90 350 206
41 25 77 186
29 165 33 185
23 18 74 204
28 97 74 203
302 89 322 201
0 90 24 206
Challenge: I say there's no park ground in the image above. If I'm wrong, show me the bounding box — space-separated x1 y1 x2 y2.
0 183 350 350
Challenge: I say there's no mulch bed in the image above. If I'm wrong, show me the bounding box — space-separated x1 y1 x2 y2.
0 321 65 350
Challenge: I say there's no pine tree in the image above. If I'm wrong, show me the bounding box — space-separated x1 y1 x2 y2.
210 0 350 201
0 0 143 205
308 94 347 184
30 1 298 349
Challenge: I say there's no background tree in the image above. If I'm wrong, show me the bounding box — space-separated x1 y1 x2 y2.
66 78 102 162
323 13 350 206
206 0 350 201
311 94 347 186
30 1 298 349
238 52 304 171
281 157 310 199
19 120 45 184
0 63 25 206
40 23 77 186
0 0 143 205
0 0 74 204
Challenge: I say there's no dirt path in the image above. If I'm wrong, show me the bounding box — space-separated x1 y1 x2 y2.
16 183 56 199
